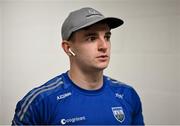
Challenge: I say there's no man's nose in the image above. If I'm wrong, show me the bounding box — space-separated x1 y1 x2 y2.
98 38 108 52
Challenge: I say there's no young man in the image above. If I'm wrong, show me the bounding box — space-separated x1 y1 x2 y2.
12 7 144 125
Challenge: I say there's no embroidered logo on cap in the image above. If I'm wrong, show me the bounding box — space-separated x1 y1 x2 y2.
86 8 102 17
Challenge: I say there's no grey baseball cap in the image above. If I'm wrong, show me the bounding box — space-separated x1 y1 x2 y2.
61 7 124 40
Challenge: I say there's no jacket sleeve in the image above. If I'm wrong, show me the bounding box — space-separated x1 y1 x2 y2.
12 93 44 125
131 88 144 125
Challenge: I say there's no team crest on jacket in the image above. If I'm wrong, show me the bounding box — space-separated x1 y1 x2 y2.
112 107 125 123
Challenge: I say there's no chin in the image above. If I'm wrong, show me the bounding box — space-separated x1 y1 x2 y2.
96 64 109 71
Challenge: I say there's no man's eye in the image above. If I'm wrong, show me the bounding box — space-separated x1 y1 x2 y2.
105 35 111 41
87 37 96 42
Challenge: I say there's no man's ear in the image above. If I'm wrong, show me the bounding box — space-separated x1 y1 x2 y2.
62 40 71 56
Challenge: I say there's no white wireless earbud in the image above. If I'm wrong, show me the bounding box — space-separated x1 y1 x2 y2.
68 48 76 56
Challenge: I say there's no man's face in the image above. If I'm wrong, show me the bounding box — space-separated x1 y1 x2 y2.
70 23 111 72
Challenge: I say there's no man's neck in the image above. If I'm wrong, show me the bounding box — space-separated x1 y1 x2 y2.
68 69 104 90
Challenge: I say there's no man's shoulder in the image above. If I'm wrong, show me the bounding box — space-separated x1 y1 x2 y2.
32 73 65 98
105 76 142 106
105 76 140 96
105 76 133 91
19 72 68 105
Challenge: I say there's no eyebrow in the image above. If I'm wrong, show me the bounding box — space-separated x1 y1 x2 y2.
84 31 111 37
84 32 98 37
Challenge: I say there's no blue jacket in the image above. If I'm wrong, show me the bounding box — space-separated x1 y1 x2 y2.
12 72 144 125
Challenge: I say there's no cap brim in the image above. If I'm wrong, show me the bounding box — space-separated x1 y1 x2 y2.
72 17 124 33
100 17 124 29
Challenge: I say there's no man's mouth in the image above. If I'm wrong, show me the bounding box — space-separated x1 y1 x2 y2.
96 55 109 61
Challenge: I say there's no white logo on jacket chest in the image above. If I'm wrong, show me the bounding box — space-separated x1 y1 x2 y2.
60 116 86 125
57 92 72 100
115 93 124 99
